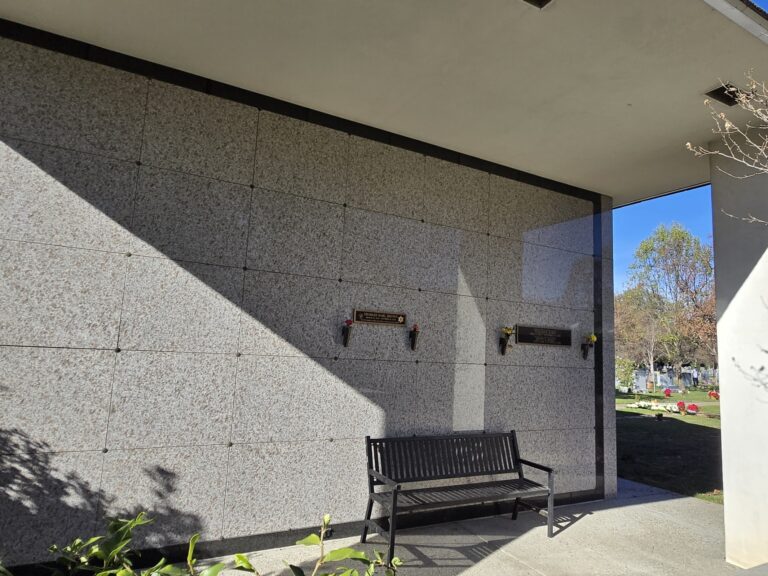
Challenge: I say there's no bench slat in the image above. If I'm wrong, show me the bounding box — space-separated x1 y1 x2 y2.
368 432 521 483
370 478 549 512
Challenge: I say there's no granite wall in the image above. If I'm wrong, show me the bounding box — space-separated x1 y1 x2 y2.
0 36 614 566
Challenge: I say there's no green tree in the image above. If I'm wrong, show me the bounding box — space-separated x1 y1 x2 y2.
616 357 637 391
624 224 715 389
615 287 664 390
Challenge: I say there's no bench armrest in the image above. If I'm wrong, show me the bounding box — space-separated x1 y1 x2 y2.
368 468 398 487
519 459 554 474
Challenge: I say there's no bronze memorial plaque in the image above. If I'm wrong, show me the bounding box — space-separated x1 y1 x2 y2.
353 310 407 326
515 325 572 346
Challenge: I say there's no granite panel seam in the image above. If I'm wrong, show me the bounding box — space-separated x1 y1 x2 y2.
101 351 120 451
0 235 133 257
0 343 117 352
0 446 106 456
486 295 594 313
0 343 597 369
0 131 141 164
487 231 597 258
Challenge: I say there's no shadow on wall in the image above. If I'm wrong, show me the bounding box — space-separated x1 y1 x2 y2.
0 114 594 566
0 428 202 565
731 296 768 397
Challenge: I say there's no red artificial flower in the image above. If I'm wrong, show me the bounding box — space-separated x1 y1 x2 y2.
687 403 699 414
664 388 672 397
677 401 686 413
345 319 354 326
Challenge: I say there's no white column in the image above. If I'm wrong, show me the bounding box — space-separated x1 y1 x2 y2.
710 156 768 569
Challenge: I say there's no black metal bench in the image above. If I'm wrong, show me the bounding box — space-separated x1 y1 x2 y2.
360 431 555 563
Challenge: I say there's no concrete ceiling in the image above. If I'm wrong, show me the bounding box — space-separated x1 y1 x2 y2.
2 0 768 206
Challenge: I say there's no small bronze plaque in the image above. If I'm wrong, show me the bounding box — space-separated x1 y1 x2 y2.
353 309 407 326
515 325 572 346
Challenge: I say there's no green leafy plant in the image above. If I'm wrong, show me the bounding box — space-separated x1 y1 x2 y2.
41 512 259 576
288 514 401 576
48 511 154 575
2 513 396 576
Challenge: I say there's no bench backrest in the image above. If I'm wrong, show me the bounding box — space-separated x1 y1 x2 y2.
366 431 522 484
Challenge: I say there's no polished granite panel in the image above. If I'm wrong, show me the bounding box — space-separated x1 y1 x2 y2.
0 449 103 566
516 428 596 493
418 362 485 432
222 440 366 537
485 365 595 431
0 38 146 160
603 339 616 430
255 111 348 203
417 292 486 364
342 208 424 289
489 236 593 310
0 240 125 348
240 271 342 357
423 157 489 232
421 223 488 297
486 299 595 368
119 256 242 353
602 254 615 430
131 166 251 266
332 358 440 436
601 195 613 260
108 351 237 448
232 356 388 442
0 139 137 252
489 176 593 255
247 187 343 279
142 80 259 184
0 347 113 451
101 445 228 546
345 136 424 219
604 426 617 498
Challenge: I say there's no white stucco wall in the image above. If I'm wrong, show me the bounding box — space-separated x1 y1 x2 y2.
710 156 768 569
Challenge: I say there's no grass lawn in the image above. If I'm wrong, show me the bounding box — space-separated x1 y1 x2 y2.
616 408 723 504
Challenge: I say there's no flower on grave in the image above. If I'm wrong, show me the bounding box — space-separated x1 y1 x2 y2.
412 323 420 332
345 319 354 327
687 403 699 414
677 401 686 414
708 390 720 400
664 388 672 398
586 333 598 344
502 326 514 336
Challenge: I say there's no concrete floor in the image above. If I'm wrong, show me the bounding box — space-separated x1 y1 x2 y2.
214 479 768 575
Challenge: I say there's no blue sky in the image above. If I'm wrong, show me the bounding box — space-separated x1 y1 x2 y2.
613 185 713 292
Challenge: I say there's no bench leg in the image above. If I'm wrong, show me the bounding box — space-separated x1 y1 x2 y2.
547 487 554 538
360 495 374 543
387 489 399 566
511 497 520 520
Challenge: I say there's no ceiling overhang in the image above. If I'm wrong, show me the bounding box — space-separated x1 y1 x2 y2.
1 0 767 206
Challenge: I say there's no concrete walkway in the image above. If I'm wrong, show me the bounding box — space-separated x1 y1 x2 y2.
216 480 768 575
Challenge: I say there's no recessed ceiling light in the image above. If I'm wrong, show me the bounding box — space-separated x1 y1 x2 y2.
522 0 553 8
705 84 738 107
